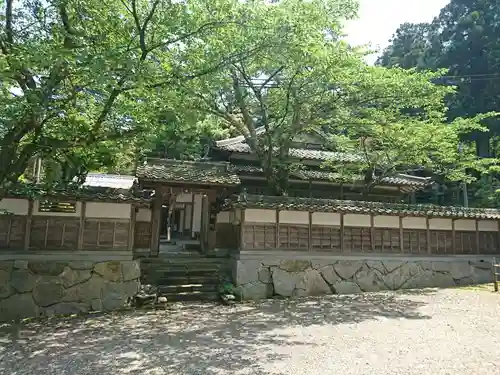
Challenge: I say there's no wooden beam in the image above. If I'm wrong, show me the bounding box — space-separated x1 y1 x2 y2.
23 200 33 250
150 193 162 257
77 201 86 250
128 205 136 251
190 192 195 238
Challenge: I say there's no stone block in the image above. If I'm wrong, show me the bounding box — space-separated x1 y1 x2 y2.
365 260 386 274
68 261 94 270
258 267 271 284
279 260 311 272
334 261 363 280
431 261 452 273
11 269 37 293
469 260 491 270
0 293 39 322
91 299 103 311
28 262 66 276
0 261 13 270
33 277 64 307
0 268 12 299
333 281 362 294
61 267 92 288
450 262 472 279
122 261 141 281
381 262 422 290
402 271 454 289
239 282 272 300
94 261 122 282
471 268 492 284
235 260 261 285
302 269 332 296
318 265 341 285
272 268 304 297
101 294 127 311
62 274 107 302
354 266 384 292
381 260 406 273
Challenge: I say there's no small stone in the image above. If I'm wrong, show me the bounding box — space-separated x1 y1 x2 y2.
60 267 91 288
121 261 141 281
0 293 39 322
68 261 94 270
0 269 12 299
28 262 66 276
333 281 362 294
157 296 168 303
94 261 122 282
13 260 27 270
32 277 65 307
45 303 88 317
11 269 37 293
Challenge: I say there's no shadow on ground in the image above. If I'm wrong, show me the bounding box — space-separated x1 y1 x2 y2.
0 291 434 375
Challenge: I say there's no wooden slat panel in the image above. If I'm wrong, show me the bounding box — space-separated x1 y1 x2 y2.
430 230 454 255
279 225 308 249
0 215 25 249
134 221 152 249
374 228 400 253
402 229 428 254
311 226 341 251
478 231 498 254
454 231 477 254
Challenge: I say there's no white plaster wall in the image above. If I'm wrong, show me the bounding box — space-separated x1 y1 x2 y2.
192 193 203 233
86 202 131 219
0 198 29 215
279 210 309 225
245 209 276 223
402 217 427 229
136 208 151 222
312 212 341 226
455 219 476 231
177 193 193 203
33 200 81 217
478 220 498 232
344 214 371 227
429 218 452 230
217 211 231 223
373 215 399 228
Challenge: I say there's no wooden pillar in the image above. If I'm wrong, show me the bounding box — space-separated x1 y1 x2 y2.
239 209 246 251
426 217 431 254
370 214 375 252
200 194 210 252
451 219 456 254
399 216 404 253
150 192 162 257
340 212 344 253
77 201 86 250
308 212 312 252
23 199 34 251
475 219 480 254
275 210 279 249
128 205 136 251
190 192 195 239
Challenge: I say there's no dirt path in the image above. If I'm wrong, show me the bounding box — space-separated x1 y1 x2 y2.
1 288 499 375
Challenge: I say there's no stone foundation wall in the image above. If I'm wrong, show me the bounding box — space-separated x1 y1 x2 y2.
233 256 493 300
0 260 141 322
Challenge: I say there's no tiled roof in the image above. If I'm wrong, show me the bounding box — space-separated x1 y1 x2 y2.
5 183 149 203
232 165 431 189
224 194 500 220
136 159 241 186
217 142 362 162
214 127 362 162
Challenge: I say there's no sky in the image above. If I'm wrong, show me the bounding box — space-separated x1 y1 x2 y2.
344 0 450 64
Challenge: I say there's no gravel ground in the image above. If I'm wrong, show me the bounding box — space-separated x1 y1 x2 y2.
1 288 500 375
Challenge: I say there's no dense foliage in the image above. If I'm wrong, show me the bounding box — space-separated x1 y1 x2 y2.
0 0 496 201
378 0 500 206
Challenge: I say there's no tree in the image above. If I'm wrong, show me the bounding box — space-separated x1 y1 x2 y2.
0 0 283 189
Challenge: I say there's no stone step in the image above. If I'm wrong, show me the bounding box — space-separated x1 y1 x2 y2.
158 284 218 294
141 257 230 264
159 290 219 302
141 275 221 286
